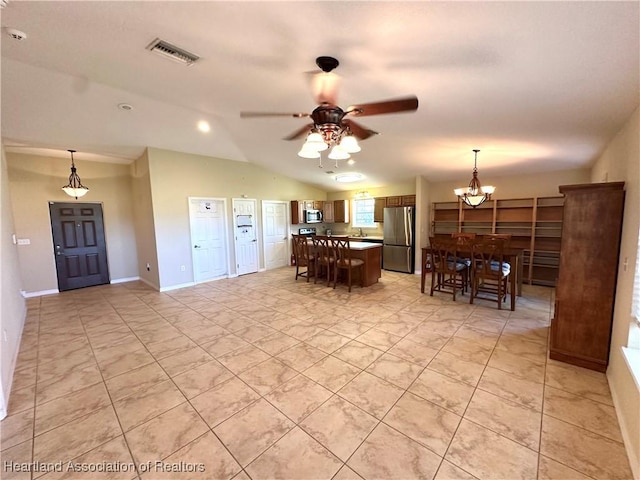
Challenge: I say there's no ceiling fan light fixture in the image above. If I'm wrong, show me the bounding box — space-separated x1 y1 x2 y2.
298 148 320 159
339 134 361 153
328 145 350 160
303 131 328 152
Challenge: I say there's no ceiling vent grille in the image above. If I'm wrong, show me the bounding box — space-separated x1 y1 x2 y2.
146 38 199 66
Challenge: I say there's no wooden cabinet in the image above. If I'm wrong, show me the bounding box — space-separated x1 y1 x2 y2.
313 200 323 210
401 195 416 206
291 200 303 224
323 201 334 223
373 197 386 223
333 199 349 223
386 196 402 207
550 182 625 372
431 196 565 286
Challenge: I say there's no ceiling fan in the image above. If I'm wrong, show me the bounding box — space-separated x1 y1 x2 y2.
240 56 419 158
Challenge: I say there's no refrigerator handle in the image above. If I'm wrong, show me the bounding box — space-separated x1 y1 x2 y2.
406 207 412 246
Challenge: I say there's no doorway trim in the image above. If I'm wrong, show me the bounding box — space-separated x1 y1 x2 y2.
188 196 231 284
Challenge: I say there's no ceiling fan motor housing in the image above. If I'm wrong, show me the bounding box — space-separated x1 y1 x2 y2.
311 105 346 143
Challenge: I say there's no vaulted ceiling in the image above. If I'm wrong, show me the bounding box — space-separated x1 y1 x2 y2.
1 1 638 191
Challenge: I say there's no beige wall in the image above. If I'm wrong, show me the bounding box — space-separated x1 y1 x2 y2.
146 148 326 288
428 168 590 203
131 150 160 288
591 106 640 477
6 153 139 293
0 145 27 418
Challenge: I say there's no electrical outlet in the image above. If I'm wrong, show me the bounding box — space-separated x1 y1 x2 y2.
180 265 186 272
146 263 150 271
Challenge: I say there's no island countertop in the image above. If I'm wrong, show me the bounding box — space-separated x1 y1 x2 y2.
348 241 384 250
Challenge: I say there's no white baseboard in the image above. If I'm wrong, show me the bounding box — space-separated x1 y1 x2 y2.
21 288 59 298
110 276 140 284
609 358 640 480
138 277 160 291
258 268 266 272
159 282 195 292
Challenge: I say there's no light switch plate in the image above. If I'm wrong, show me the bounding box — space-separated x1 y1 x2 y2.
17 239 30 245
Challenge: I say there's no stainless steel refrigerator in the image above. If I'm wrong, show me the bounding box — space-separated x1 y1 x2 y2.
383 206 415 273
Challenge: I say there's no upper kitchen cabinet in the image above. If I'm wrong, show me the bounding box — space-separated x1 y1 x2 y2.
333 199 350 223
290 200 303 224
323 200 335 223
386 195 416 207
374 197 386 223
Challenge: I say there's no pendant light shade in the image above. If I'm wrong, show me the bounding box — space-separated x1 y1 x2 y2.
454 149 494 208
62 150 89 199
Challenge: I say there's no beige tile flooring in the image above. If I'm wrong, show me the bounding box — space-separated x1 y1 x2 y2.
1 268 633 480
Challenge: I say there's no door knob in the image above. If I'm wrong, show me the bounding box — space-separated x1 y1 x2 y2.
194 245 201 249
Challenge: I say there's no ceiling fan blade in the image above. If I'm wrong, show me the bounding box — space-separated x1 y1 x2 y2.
346 95 419 117
283 123 314 141
309 71 341 105
240 111 309 118
342 119 379 140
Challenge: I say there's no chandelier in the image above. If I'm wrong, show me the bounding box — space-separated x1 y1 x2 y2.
61 149 89 199
454 149 495 207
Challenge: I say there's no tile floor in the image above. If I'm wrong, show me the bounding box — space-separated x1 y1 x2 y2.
0 268 633 480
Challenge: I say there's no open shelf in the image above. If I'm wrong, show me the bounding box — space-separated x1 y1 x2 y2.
432 195 564 286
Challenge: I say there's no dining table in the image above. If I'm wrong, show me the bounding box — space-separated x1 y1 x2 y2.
420 245 525 311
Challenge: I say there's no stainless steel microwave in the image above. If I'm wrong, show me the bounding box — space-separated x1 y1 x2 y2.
304 209 323 223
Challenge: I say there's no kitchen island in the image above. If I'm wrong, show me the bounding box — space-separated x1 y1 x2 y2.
347 241 382 286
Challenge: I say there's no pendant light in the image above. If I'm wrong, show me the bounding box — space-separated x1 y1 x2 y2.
454 149 495 207
62 149 89 199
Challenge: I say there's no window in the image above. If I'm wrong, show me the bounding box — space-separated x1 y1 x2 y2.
352 198 376 228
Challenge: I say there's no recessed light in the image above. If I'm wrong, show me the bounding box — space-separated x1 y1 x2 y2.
347 159 355 166
197 121 210 133
118 103 134 111
335 172 365 183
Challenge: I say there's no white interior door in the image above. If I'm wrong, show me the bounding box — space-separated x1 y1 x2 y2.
188 198 228 283
262 200 289 270
233 198 259 275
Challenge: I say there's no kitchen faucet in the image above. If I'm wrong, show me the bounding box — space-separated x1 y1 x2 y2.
359 228 363 237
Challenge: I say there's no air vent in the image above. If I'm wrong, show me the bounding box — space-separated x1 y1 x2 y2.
146 38 199 66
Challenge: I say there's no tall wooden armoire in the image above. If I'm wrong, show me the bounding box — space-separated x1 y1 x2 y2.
550 182 625 372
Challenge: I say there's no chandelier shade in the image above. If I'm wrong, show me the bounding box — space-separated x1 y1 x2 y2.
62 150 89 199
454 149 494 208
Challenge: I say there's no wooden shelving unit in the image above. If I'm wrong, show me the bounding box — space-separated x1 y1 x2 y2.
431 195 564 286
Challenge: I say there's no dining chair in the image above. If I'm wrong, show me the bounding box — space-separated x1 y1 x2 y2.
483 233 512 277
330 236 364 292
311 235 334 287
292 234 315 282
470 237 511 309
429 236 468 301
451 232 476 291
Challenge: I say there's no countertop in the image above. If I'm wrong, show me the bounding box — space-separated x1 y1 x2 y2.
347 241 383 250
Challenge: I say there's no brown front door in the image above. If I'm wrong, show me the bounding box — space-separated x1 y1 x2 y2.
49 202 110 291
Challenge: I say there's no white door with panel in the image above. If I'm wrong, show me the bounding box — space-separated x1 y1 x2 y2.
262 201 289 270
233 198 259 275
188 198 228 283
